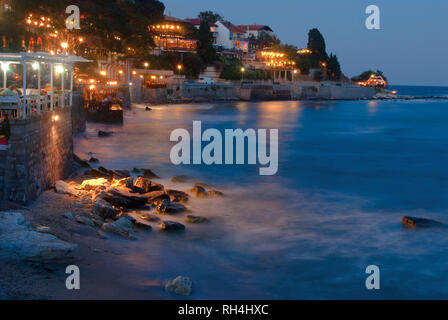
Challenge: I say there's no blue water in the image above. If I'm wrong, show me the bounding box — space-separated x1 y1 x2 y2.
390 85 448 97
75 89 448 299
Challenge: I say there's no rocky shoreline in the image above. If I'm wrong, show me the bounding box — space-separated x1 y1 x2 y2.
0 152 224 299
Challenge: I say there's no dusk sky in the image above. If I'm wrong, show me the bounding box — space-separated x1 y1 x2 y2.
163 0 448 86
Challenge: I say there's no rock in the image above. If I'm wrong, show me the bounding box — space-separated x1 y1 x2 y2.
81 196 92 205
98 130 113 137
89 157 100 163
92 198 120 220
146 191 170 205
35 225 52 233
79 178 109 191
91 216 105 228
145 106 152 111
142 169 160 179
194 182 210 189
62 212 75 220
124 212 154 231
55 181 79 197
402 216 444 228
140 213 161 223
72 202 85 208
100 188 149 209
158 220 185 232
133 177 164 194
150 182 164 192
0 211 77 262
133 177 152 193
185 215 207 223
97 230 107 239
208 189 224 197
101 217 134 237
76 215 95 227
89 169 111 179
171 175 189 183
113 169 131 178
133 219 153 230
132 168 141 173
189 185 208 198
73 154 92 168
114 177 134 189
166 190 189 203
156 200 187 215
165 276 193 296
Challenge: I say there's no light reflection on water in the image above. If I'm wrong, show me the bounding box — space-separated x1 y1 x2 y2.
75 98 448 299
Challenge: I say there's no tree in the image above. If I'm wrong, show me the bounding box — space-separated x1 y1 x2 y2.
326 54 342 81
313 69 324 82
297 55 311 75
307 28 328 68
0 0 165 57
196 20 217 65
198 11 223 23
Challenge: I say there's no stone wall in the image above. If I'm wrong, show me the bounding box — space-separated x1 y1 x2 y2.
0 147 6 200
71 92 86 134
182 83 235 101
130 85 168 104
1 108 73 203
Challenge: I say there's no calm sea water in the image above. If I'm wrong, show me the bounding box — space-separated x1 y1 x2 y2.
75 87 448 299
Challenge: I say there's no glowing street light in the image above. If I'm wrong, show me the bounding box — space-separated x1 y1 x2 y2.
32 62 40 70
100 70 107 76
241 67 245 82
61 42 68 49
55 65 64 74
144 62 149 68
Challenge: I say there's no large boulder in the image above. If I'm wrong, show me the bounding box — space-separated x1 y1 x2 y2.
185 215 207 223
0 211 77 262
208 189 224 197
158 220 185 232
402 216 444 228
100 188 149 209
133 177 152 193
73 154 92 168
165 276 193 296
79 178 109 191
134 177 164 194
146 191 170 205
156 200 187 215
166 190 189 203
92 198 120 220
101 217 134 238
188 185 208 198
55 181 79 197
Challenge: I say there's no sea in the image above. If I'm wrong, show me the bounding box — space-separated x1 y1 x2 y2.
74 85 448 299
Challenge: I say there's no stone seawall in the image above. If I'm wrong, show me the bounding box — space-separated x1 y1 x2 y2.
1 108 73 203
130 85 168 104
182 83 235 101
0 147 6 200
71 92 86 134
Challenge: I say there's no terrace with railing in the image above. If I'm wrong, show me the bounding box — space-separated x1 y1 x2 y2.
0 52 89 123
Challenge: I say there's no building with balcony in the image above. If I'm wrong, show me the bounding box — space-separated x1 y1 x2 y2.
238 25 274 39
215 21 249 53
150 15 198 54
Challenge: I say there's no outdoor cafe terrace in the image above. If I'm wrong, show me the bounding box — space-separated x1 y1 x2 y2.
0 52 89 122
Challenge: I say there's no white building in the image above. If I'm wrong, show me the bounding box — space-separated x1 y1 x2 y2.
238 25 274 39
215 21 248 53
